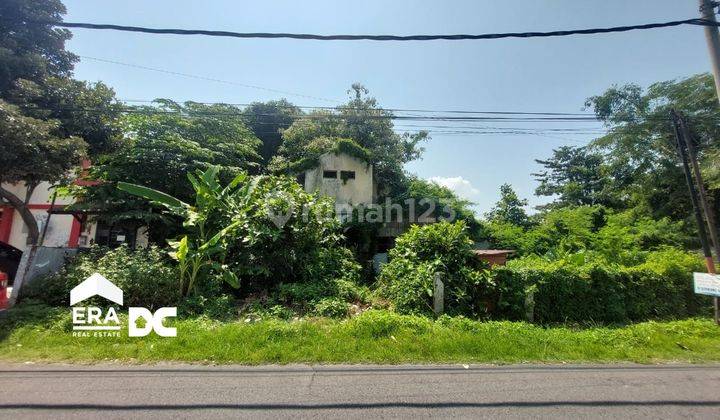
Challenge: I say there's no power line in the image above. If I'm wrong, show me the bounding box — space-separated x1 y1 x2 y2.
23 104 606 142
35 103 720 125
35 18 720 42
31 104 607 122
117 98 594 117
79 56 341 103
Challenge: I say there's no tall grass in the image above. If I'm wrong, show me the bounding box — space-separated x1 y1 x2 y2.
1 304 720 364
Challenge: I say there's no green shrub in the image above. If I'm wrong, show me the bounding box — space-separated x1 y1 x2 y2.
378 221 492 317
347 309 433 338
23 246 180 309
266 305 296 320
491 250 711 324
178 276 236 319
312 297 349 318
222 175 345 291
272 247 370 316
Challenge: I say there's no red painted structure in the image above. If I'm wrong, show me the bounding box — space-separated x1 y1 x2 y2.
0 160 94 248
0 206 13 244
0 204 82 248
0 271 8 309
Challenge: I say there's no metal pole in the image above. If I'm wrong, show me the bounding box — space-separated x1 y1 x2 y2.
672 110 719 324
678 115 720 262
699 0 720 103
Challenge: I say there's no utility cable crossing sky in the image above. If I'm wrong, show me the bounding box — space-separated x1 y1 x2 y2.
35 18 720 41
32 14 720 145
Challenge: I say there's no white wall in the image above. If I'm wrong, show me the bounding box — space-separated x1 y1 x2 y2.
1 181 95 251
2 181 74 205
7 210 76 250
304 153 374 206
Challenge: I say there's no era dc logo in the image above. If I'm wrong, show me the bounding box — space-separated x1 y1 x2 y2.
69 273 177 338
129 307 177 337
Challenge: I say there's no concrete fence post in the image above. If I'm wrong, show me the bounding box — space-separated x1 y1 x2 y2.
433 272 444 315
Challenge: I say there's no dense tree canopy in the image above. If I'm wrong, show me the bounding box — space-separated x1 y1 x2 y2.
0 1 121 245
241 99 300 166
584 73 720 221
8 77 123 155
271 84 428 196
0 99 86 243
0 0 77 93
533 146 614 209
76 100 262 235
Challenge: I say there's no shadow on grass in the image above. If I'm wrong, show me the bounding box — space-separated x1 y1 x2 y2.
0 301 66 342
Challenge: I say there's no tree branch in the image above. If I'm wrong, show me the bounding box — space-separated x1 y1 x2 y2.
0 185 39 245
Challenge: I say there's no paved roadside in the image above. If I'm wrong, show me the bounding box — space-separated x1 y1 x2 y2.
1 363 719 418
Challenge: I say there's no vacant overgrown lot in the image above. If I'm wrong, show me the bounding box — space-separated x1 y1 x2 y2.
1 304 720 364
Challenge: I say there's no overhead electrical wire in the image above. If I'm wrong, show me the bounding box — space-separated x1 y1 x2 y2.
29 104 606 122
116 97 595 117
32 103 718 129
35 18 720 42
12 17 717 146
79 56 341 103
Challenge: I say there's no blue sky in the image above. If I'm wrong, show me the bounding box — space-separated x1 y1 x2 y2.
63 0 713 214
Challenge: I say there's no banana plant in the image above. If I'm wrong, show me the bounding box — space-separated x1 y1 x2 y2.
118 166 255 296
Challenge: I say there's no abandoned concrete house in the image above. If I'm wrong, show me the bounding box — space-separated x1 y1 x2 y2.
0 151 509 284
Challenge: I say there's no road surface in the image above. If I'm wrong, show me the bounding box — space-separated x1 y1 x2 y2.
1 363 719 418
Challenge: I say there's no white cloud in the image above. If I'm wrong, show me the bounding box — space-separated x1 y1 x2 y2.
428 176 480 200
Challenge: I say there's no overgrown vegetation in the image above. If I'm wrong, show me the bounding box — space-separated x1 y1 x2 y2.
493 249 709 323
378 221 491 317
3 1 718 359
23 246 180 309
3 304 720 364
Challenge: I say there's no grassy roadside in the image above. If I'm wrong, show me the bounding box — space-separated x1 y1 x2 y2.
1 303 720 364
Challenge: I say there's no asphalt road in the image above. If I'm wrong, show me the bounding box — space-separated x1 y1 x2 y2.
1 363 719 418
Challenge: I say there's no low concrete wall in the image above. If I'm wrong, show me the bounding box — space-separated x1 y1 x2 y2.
9 246 77 306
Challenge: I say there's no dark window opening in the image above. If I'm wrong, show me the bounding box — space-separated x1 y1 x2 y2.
94 221 138 249
323 170 338 179
340 170 356 181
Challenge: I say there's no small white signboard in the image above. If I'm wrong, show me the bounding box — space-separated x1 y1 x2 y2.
693 273 720 297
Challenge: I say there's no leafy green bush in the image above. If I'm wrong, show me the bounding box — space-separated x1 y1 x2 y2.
119 167 370 317
272 247 370 315
220 175 357 291
487 205 690 263
312 297 349 318
491 250 710 324
378 221 492 317
23 246 180 309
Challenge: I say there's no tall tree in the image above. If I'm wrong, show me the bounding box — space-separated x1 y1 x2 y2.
485 184 530 227
75 100 262 240
0 0 77 93
533 146 614 209
241 99 300 166
0 100 85 242
0 0 121 244
270 84 428 196
584 73 720 221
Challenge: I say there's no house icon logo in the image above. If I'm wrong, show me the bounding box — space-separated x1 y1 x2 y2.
70 273 123 306
70 273 177 338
